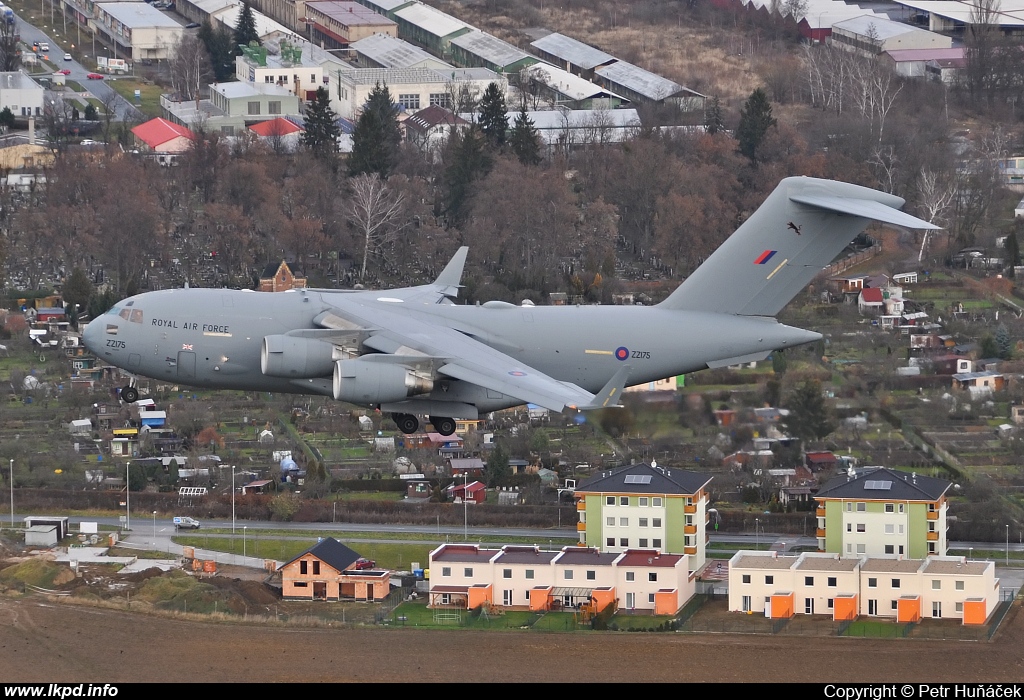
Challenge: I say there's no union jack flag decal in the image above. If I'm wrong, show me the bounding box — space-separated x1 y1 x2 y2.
182 344 193 351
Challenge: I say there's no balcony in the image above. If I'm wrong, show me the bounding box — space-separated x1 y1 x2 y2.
816 528 826 538
684 546 698 555
684 525 697 535
927 531 939 541
684 504 697 514
576 501 586 511
926 511 939 520
816 507 826 518
577 522 586 532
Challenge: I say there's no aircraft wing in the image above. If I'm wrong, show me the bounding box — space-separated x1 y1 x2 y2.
329 301 629 412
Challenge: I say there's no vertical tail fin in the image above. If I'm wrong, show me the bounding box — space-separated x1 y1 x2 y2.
657 177 939 316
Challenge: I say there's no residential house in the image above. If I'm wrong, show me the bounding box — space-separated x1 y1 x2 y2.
279 537 389 600
815 467 951 558
448 457 484 478
258 260 307 291
574 461 712 572
403 104 468 152
952 370 1005 395
249 117 305 151
729 551 999 624
428 543 694 614
447 479 486 504
131 118 195 154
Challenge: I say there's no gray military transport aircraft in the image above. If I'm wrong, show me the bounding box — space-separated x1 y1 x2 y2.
83 177 937 436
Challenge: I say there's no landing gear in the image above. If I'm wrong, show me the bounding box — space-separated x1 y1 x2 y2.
120 385 139 403
431 416 456 436
392 413 419 434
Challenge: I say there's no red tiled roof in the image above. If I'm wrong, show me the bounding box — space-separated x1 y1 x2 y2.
860 288 884 303
249 117 303 137
131 117 194 149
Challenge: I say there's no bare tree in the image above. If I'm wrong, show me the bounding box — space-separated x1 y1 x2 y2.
40 97 76 156
346 173 406 279
0 19 20 72
916 167 954 262
169 34 212 103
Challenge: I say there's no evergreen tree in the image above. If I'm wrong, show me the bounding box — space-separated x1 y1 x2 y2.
735 88 776 162
349 82 401 178
477 82 509 151
782 379 836 442
443 125 491 227
484 441 511 487
198 19 236 82
0 106 14 130
509 108 541 166
301 87 340 162
62 268 94 322
996 323 1013 360
704 95 725 135
1006 230 1021 278
234 1 260 48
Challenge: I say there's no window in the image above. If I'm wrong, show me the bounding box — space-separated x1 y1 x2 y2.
846 502 852 512
805 598 814 614
606 538 615 547
639 539 648 548
899 504 905 513
503 569 512 579
639 497 648 507
429 92 450 108
742 595 752 612
586 570 596 581
742 574 751 584
856 524 866 533
955 602 963 613
294 581 307 587
606 517 615 527
620 497 629 506
264 75 273 83
648 593 655 604
626 571 635 582
619 538 628 547
442 567 451 577
300 560 308 575
868 599 878 615
398 94 420 110
891 578 900 588
956 580 965 591
804 576 814 586
765 575 774 584
440 593 451 605
856 544 866 554
846 523 852 532
827 599 834 609
885 545 894 554
932 580 941 590
891 600 898 610
639 518 648 527
269 101 281 114
464 568 473 577
312 561 320 575
649 572 657 582
884 524 894 535
847 544 852 553
857 503 866 512
525 570 534 579
564 570 573 580
653 518 662 528
619 517 628 527
652 498 662 507
221 125 235 136
868 578 877 588
248 101 261 115
606 496 615 506
885 503 894 513
898 546 904 555
827 577 837 587
652 539 662 549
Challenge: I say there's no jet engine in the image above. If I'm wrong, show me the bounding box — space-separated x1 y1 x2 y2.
261 335 336 378
333 359 434 404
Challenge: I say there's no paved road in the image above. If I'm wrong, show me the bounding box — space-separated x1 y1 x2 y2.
13 10 143 121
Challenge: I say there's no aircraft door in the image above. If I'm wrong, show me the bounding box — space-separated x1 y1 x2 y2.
177 351 196 379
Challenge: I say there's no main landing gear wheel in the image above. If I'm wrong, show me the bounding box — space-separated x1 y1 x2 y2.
121 386 139 403
431 416 456 436
392 413 419 434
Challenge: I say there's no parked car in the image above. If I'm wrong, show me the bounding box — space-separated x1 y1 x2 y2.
173 516 200 530
63 52 72 61
86 73 103 80
185 22 200 28
352 558 375 570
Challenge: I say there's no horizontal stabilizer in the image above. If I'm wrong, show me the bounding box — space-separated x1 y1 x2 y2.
578 366 631 410
789 194 940 230
658 177 939 317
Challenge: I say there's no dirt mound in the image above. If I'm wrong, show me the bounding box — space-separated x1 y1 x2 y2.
207 576 279 605
121 567 168 584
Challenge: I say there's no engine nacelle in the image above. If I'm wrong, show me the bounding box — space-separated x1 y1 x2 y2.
261 335 335 378
333 359 434 404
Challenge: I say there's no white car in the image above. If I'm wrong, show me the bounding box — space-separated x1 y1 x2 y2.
173 516 201 530
39 42 49 52
63 52 72 61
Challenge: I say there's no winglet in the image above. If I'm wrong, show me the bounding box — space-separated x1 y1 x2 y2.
578 366 631 411
435 246 469 288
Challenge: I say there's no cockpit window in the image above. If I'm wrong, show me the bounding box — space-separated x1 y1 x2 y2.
129 309 143 323
119 308 131 320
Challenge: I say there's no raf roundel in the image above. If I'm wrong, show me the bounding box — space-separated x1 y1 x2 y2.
615 347 629 361
508 370 527 377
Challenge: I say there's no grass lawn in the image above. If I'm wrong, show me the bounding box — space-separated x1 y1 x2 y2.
174 534 434 569
841 619 908 638
107 79 163 118
387 600 586 631
193 527 578 546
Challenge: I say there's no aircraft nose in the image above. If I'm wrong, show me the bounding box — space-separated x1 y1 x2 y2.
82 318 101 354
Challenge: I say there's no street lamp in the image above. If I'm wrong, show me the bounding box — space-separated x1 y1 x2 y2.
125 460 130 532
243 526 247 561
8 459 13 529
755 517 760 550
231 465 235 535
1007 525 1010 566
463 471 468 542
152 510 157 546
968 546 973 561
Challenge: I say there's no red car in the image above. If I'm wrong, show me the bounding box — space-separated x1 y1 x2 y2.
352 558 376 570
57 69 70 75
86 73 103 80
